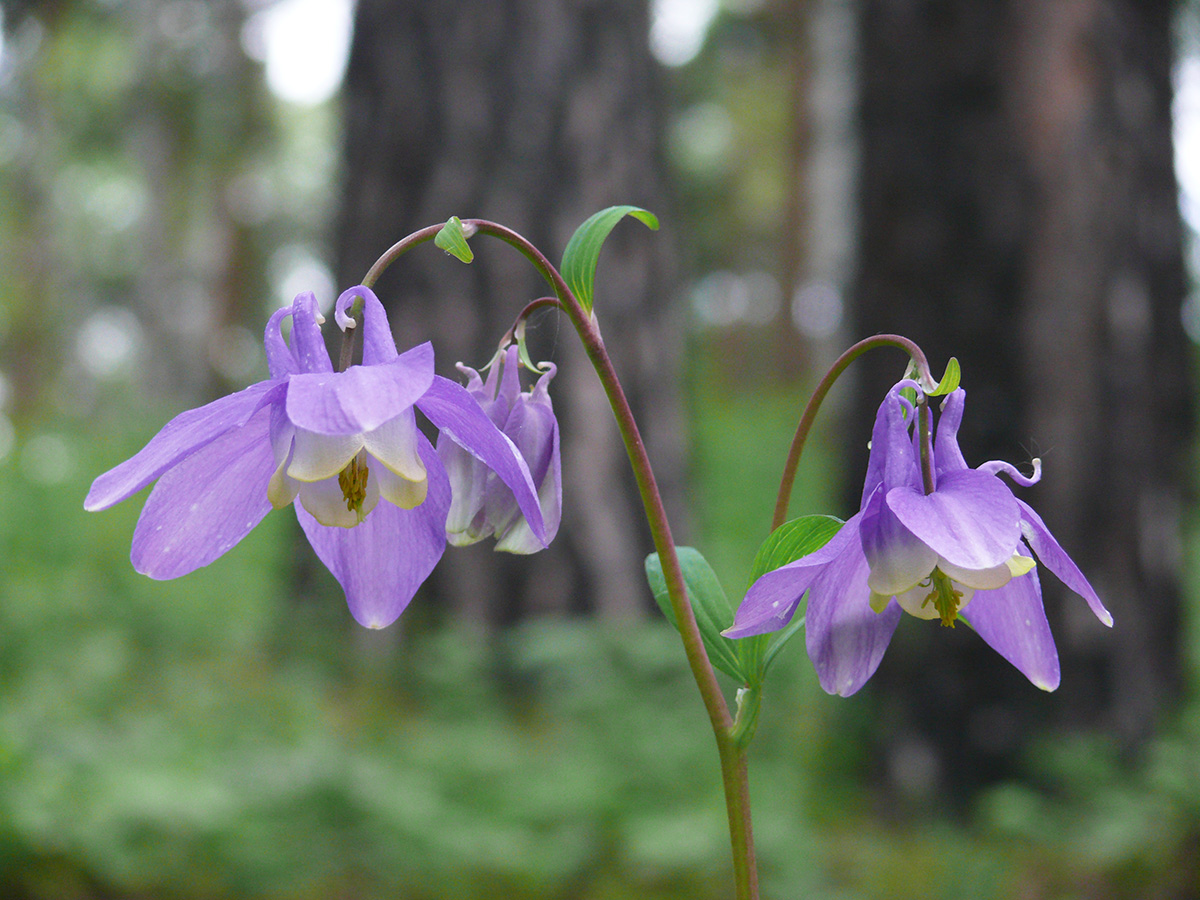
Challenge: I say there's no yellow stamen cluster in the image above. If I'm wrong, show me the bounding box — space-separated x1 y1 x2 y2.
921 568 964 627
337 454 370 521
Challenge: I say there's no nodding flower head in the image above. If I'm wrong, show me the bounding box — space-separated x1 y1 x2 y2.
726 380 1111 696
85 287 548 630
439 344 561 554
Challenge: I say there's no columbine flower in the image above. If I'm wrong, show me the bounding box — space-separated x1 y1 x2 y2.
439 344 561 553
85 286 546 629
726 380 1111 696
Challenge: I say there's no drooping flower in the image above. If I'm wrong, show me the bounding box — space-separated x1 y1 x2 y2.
85 286 547 629
439 344 561 553
725 380 1111 696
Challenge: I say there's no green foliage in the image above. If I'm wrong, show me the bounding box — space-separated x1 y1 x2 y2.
0 409 835 900
435 216 475 264
560 206 659 313
644 547 743 682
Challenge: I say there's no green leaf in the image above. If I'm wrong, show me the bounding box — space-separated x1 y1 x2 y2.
435 216 474 263
762 615 805 674
749 514 844 582
644 547 744 681
929 356 961 396
561 206 659 313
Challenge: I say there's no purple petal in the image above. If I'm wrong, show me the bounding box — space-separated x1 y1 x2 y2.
861 382 922 506
417 375 546 547
963 564 1060 691
289 291 333 374
496 345 522 408
804 526 903 697
130 404 277 579
886 469 1020 570
978 458 1041 487
725 513 861 638
485 379 557 538
495 391 562 553
285 343 435 435
438 432 489 543
932 388 969 476
85 380 283 511
264 306 298 378
336 286 398 366
297 435 450 628
860 483 938 595
1017 499 1113 626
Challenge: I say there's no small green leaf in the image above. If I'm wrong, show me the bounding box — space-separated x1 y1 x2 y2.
762 615 805 674
561 206 659 313
749 515 844 582
435 216 474 263
644 547 744 681
929 356 961 396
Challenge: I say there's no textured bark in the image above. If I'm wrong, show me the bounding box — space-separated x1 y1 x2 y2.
335 0 686 624
851 0 1190 797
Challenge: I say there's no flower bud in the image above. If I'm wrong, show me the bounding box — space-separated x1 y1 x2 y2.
440 345 561 553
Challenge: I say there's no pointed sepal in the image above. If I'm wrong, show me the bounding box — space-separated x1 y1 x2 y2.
748 514 844 676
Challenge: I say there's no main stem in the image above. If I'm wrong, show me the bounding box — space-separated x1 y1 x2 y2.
467 222 758 898
363 220 759 898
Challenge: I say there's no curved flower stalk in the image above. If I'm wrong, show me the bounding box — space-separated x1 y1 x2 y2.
727 380 1112 696
439 344 562 553
85 286 547 629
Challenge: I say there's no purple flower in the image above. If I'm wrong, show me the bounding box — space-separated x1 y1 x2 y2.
438 344 562 553
85 286 546 629
726 380 1111 696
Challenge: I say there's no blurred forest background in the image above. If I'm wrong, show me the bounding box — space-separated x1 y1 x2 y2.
0 0 1198 898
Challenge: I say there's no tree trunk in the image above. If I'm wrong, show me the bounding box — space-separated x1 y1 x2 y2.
851 0 1190 799
334 0 686 625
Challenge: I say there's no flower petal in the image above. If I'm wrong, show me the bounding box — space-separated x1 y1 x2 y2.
804 525 903 697
438 433 489 543
336 285 397 365
376 464 428 510
860 381 922 506
485 374 558 540
1017 499 1112 626
85 380 283 511
287 430 363 482
495 399 562 554
284 343 435 435
297 470 380 527
886 469 1020 570
417 375 546 547
938 557 1014 590
130 404 277 579
932 388 969 476
296 435 450 629
264 306 298 378
361 408 426 483
288 291 333 374
963 564 1061 691
861 483 938 595
725 512 860 638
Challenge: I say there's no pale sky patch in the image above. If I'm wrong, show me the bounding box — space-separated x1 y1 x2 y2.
243 0 354 106
651 0 719 67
